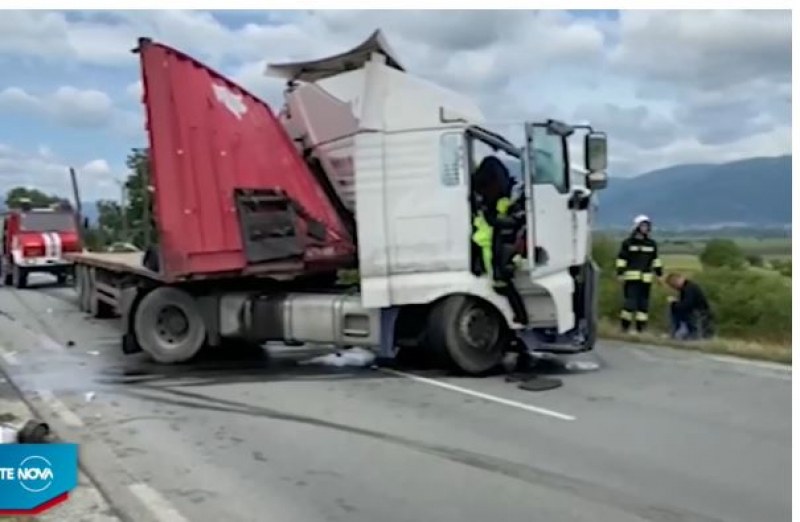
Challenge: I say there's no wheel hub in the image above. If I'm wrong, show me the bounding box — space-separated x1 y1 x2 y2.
156 305 189 345
459 306 500 352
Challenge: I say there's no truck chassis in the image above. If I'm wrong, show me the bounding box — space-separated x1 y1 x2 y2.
68 251 599 375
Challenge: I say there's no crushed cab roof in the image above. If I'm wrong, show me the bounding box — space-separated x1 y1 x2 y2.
265 29 405 83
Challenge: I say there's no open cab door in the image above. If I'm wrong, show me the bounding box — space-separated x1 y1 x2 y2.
521 120 608 349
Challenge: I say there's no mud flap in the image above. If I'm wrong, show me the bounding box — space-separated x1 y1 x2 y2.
120 286 143 354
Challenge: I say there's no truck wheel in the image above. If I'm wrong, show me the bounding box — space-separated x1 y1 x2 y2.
2 268 10 287
56 272 67 286
134 287 206 364
427 295 508 375
12 266 27 289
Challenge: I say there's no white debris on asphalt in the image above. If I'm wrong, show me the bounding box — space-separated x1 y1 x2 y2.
88 351 100 356
85 392 96 403
0 424 17 443
565 360 600 372
300 347 376 368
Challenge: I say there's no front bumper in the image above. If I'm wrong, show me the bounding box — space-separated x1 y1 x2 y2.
16 258 73 270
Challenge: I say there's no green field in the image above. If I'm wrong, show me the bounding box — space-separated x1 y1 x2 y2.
661 253 703 273
659 236 791 258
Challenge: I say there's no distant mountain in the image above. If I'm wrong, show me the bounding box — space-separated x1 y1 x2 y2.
501 154 790 228
595 155 791 228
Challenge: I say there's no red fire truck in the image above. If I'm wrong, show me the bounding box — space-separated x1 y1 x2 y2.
0 200 83 288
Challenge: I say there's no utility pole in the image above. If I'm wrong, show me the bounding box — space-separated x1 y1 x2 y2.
68 167 85 245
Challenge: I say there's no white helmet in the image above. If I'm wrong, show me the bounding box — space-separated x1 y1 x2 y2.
633 214 651 227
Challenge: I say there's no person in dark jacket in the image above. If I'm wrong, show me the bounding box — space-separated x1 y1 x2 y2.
471 156 528 325
665 273 715 340
615 214 663 333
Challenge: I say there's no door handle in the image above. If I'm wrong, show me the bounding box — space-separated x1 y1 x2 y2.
568 189 592 210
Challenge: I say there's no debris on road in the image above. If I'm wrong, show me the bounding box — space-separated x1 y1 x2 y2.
517 377 563 392
1 419 52 443
564 360 600 372
85 392 96 403
300 347 376 368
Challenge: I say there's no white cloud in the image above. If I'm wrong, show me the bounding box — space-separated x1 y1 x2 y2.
80 158 112 176
610 10 791 93
125 80 143 101
0 9 791 176
0 144 117 201
0 85 114 128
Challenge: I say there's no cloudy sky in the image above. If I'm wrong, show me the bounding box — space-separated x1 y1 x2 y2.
0 9 792 201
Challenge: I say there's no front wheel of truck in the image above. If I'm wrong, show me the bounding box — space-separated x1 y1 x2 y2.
428 295 509 375
134 287 207 364
12 265 27 289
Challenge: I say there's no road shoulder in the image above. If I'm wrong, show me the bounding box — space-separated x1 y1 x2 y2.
0 375 120 521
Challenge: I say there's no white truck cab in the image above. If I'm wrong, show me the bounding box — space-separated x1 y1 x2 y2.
267 30 608 372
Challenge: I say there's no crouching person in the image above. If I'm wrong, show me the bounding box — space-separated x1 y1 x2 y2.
665 273 715 340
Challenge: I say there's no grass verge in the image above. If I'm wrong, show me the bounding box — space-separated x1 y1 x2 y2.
598 320 791 365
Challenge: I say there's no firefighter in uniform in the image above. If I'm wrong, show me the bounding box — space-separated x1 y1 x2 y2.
615 214 663 333
471 156 528 326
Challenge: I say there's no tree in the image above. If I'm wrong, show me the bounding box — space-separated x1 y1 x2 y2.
95 200 126 245
122 148 157 249
5 187 61 209
699 239 746 269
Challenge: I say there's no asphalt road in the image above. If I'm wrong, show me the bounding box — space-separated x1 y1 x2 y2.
0 275 790 522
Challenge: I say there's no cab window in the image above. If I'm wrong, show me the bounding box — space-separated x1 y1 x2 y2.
20 212 76 232
529 127 569 194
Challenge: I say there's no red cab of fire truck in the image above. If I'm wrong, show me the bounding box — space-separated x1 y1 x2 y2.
0 199 83 288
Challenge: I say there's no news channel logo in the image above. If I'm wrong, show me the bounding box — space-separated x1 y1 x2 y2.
0 444 77 515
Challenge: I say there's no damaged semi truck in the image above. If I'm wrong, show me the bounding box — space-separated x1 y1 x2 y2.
66 30 609 375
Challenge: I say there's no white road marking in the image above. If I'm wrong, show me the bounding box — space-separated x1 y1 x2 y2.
0 350 19 366
129 483 190 522
37 389 84 427
382 368 576 421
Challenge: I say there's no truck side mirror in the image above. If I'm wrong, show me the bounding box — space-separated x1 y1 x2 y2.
584 132 607 172
586 171 608 191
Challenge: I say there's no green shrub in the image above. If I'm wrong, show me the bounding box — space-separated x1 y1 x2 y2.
699 239 746 269
596 265 791 344
692 269 791 343
770 259 792 278
746 254 764 267
591 234 618 273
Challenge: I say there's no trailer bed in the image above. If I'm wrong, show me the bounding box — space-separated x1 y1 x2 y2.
65 251 160 280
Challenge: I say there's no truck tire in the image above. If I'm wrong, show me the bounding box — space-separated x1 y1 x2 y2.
12 265 27 289
134 287 206 364
2 267 10 287
427 295 508 375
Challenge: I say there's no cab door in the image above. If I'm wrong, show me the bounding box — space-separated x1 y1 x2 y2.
522 121 575 277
